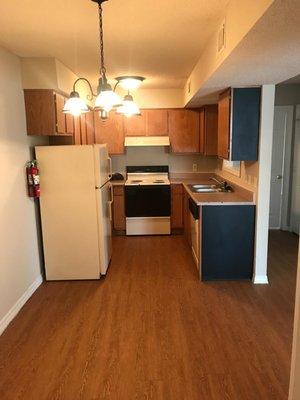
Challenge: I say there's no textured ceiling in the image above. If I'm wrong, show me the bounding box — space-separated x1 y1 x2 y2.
188 0 300 106
0 0 229 89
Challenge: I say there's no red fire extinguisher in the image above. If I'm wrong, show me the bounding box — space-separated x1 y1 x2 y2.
26 160 40 198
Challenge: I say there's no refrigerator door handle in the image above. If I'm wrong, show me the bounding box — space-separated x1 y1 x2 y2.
108 157 112 178
110 183 114 203
108 200 113 221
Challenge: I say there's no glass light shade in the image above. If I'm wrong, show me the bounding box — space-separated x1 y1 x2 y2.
63 95 88 117
116 76 145 91
94 90 121 112
117 97 140 117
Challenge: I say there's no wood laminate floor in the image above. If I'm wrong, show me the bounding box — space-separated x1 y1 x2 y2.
0 231 298 400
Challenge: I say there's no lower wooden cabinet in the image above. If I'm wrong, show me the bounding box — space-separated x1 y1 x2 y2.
171 184 183 229
183 189 192 246
112 186 126 232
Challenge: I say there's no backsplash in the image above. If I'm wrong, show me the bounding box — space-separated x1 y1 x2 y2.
111 147 218 173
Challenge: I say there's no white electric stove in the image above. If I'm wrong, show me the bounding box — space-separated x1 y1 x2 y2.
125 166 171 235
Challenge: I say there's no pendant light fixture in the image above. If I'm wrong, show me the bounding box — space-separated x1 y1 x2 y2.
116 92 141 117
64 0 119 119
63 0 145 120
115 76 145 91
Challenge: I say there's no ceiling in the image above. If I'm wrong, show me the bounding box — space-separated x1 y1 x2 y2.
0 0 229 89
188 0 300 106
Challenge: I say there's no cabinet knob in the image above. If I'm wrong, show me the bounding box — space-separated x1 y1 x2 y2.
276 175 282 180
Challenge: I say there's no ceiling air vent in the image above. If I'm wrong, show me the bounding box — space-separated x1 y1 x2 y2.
217 20 226 54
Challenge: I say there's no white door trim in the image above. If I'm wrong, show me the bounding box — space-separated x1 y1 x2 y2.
279 106 294 230
253 85 276 284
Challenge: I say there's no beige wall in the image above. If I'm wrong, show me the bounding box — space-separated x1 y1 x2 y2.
21 57 184 108
275 84 300 106
289 242 300 399
0 47 47 332
216 160 258 193
184 0 274 105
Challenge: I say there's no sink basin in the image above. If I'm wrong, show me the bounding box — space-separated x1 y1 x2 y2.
193 188 220 193
192 184 215 189
188 184 220 193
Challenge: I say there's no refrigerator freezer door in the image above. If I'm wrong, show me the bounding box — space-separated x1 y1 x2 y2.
94 144 111 188
96 181 113 274
35 145 101 280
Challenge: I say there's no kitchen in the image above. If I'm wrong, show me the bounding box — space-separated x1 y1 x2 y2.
27 86 259 282
1 1 300 399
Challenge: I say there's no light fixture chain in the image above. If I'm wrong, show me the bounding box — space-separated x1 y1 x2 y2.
98 3 106 77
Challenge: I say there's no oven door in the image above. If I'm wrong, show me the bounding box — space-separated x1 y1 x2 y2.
125 185 171 217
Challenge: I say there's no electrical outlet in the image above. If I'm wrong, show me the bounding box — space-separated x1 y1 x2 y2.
192 164 198 172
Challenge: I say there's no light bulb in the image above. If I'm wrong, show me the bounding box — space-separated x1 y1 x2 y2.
63 92 88 116
94 90 121 111
117 94 140 117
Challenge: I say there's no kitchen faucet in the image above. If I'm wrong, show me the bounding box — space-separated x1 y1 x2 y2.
210 177 233 192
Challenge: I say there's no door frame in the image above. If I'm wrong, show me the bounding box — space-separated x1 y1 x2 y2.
270 105 294 230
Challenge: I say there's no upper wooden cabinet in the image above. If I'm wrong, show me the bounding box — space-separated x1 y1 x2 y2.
123 109 169 137
24 89 73 136
218 87 261 161
94 111 124 154
218 89 231 159
123 110 147 136
199 105 218 156
146 109 168 136
168 109 200 153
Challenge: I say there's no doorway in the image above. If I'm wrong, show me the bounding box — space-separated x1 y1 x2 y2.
290 105 300 234
270 105 294 230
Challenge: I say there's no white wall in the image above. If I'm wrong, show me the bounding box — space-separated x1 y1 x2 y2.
253 84 275 284
0 47 47 334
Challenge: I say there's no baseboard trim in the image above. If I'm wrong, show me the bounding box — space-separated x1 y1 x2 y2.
0 275 43 336
253 275 269 284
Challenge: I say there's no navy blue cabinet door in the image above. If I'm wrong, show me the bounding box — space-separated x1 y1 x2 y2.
201 205 255 280
231 88 261 161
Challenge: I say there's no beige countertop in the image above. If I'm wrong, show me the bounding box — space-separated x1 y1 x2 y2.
170 175 254 205
110 173 255 205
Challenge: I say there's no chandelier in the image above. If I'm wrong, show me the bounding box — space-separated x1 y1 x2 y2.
63 0 145 120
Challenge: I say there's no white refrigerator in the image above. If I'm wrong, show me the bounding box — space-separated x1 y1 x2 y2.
35 144 113 280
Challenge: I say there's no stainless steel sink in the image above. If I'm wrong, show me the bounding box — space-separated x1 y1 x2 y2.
188 184 221 193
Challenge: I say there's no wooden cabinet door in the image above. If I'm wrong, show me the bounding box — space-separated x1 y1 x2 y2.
171 184 183 229
199 108 205 154
86 111 95 144
73 117 81 145
113 186 126 231
146 109 168 136
123 110 146 136
24 89 56 136
218 89 231 159
183 190 192 246
80 114 87 144
65 113 74 136
94 111 124 154
168 110 200 153
204 105 218 156
55 93 67 135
